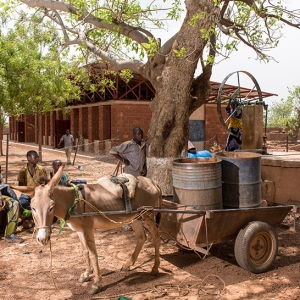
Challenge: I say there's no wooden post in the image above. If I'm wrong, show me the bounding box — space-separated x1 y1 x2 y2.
242 105 264 150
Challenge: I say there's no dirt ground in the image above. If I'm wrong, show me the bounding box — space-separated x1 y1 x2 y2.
0 142 299 300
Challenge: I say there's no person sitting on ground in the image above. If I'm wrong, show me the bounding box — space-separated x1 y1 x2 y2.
17 150 47 216
110 126 147 177
50 159 70 186
0 186 24 243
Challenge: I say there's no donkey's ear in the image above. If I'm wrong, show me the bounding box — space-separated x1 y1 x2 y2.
47 164 65 191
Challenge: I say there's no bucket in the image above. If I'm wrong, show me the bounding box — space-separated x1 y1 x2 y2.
215 152 262 208
172 158 223 210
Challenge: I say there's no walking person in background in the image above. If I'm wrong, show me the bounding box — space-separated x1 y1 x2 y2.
58 129 74 165
110 126 147 177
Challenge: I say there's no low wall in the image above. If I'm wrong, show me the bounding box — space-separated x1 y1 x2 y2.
261 154 300 206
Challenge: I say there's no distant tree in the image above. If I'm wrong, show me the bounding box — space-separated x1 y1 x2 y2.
0 24 89 160
268 87 300 136
268 98 294 128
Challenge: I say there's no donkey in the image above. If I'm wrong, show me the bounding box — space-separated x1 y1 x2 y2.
24 165 162 295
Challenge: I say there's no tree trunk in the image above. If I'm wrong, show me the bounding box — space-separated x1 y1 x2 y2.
0 109 3 156
146 1 218 195
37 113 43 161
0 124 3 156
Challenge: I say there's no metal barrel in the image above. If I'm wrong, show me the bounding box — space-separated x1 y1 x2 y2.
215 152 262 208
172 158 223 210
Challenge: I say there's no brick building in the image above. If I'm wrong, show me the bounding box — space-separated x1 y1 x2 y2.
9 64 276 151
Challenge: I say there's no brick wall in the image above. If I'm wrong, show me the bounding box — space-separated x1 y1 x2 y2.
79 107 89 138
205 104 228 148
99 105 111 141
25 115 35 143
70 108 79 139
88 106 99 142
111 101 152 143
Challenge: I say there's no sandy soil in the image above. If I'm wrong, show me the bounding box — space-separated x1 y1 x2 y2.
0 142 299 300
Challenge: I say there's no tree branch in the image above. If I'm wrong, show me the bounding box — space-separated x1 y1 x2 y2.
63 31 145 74
20 0 152 44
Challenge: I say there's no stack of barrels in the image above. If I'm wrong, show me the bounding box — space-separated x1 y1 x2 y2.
172 152 262 210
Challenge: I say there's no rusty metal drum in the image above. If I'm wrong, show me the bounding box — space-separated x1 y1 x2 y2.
215 152 262 208
172 158 223 210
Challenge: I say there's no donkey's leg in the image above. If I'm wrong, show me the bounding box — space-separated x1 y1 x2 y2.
77 230 102 295
143 214 160 275
122 219 147 271
77 231 93 283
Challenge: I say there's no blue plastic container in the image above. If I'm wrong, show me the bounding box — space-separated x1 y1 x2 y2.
188 150 212 158
70 180 87 185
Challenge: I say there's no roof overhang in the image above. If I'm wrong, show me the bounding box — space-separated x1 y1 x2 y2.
206 81 277 104
82 62 277 103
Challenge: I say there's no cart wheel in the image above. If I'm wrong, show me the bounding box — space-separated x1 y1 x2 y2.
234 221 278 273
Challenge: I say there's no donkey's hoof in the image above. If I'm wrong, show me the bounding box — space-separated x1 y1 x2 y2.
150 269 159 276
88 285 101 295
121 265 130 272
78 276 90 283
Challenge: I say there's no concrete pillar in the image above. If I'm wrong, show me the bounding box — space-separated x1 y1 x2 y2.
242 105 264 150
94 140 99 154
105 140 111 155
84 139 89 153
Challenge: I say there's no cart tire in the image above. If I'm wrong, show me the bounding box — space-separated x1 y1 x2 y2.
234 221 278 273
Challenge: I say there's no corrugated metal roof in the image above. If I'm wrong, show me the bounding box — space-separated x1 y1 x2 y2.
207 81 277 104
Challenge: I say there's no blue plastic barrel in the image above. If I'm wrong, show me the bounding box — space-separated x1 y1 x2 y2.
187 150 212 158
215 152 262 208
172 158 223 210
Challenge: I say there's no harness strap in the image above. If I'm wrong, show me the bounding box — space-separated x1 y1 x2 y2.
59 184 79 234
110 176 132 213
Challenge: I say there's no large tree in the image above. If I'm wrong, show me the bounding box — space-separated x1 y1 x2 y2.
0 24 89 161
3 0 300 193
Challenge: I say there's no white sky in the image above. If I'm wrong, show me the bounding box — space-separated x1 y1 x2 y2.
145 0 300 106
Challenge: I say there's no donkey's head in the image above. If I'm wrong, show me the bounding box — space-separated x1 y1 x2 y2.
31 164 64 246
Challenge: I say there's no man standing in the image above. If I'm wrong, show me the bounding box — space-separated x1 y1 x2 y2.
110 126 147 177
58 129 74 165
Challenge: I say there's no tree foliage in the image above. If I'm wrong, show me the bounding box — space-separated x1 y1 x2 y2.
2 1 299 71
0 24 84 117
0 23 91 159
268 87 300 133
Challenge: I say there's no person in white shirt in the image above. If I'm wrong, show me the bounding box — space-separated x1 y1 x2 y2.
58 129 74 165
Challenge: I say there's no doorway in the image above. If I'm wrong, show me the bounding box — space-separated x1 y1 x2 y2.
55 120 71 148
17 122 25 142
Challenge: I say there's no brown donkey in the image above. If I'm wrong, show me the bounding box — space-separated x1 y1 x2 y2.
22 165 162 295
